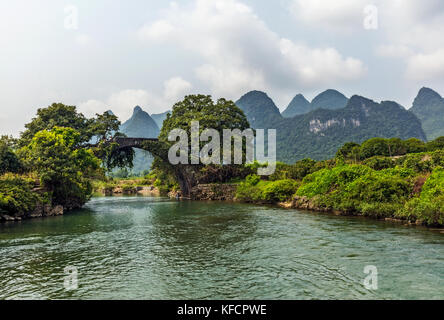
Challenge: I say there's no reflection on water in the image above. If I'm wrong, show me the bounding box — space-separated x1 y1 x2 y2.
0 196 443 299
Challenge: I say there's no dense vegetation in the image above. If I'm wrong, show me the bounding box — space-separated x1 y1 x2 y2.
0 103 133 217
234 136 444 226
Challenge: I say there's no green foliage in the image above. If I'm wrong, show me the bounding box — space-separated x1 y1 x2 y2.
0 137 22 174
426 136 444 151
261 179 299 202
20 127 101 208
363 156 395 170
152 94 251 187
0 174 43 215
236 176 299 203
20 103 92 147
360 137 407 159
19 103 133 171
112 168 130 179
336 142 361 160
297 165 372 198
398 167 444 225
404 138 427 153
345 171 411 204
245 174 260 186
296 164 413 218
397 153 433 173
149 167 179 195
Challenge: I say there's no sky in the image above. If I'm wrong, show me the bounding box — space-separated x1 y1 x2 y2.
1 0 444 136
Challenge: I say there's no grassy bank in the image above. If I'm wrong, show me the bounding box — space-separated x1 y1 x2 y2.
234 141 444 227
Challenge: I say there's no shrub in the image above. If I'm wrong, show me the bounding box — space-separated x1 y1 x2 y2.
360 202 403 218
401 153 433 173
245 174 260 186
0 141 22 174
345 172 411 204
398 167 444 225
426 136 444 151
363 156 395 170
261 179 299 202
0 174 44 215
297 165 372 198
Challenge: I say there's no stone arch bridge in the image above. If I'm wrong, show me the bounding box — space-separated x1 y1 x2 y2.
112 137 197 197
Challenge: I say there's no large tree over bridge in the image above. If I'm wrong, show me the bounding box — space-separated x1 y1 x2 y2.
149 94 251 196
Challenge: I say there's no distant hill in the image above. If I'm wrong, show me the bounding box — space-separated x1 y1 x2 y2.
235 91 282 128
236 91 426 163
281 89 348 118
410 87 444 140
151 111 170 129
310 89 348 110
119 106 160 174
282 94 311 118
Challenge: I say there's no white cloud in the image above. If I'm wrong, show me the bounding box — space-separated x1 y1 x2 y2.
289 0 367 32
375 44 413 59
290 0 444 81
163 77 193 102
280 39 365 85
138 0 366 99
406 49 444 81
78 99 109 118
138 20 175 41
75 34 92 46
78 77 193 121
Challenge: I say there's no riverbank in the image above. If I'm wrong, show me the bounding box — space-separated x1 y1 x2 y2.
92 178 160 197
0 174 73 222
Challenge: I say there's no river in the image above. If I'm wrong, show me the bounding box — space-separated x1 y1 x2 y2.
0 196 443 299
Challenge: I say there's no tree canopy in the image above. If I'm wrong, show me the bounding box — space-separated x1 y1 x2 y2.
20 127 101 208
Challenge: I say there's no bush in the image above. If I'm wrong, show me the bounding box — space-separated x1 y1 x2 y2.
360 202 403 218
235 184 263 202
400 153 433 173
426 136 444 151
363 156 395 170
296 165 372 198
345 172 411 204
398 167 444 225
261 179 299 202
0 141 22 174
236 177 299 203
0 174 44 215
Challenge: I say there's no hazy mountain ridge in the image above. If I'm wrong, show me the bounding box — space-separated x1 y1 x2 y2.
282 89 349 118
235 91 282 128
410 87 444 140
236 91 426 163
151 111 170 129
281 94 311 118
119 106 160 174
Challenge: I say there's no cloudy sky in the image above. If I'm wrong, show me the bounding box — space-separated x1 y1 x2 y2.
1 0 444 136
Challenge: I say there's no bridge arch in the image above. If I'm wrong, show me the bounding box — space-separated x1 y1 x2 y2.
113 137 197 197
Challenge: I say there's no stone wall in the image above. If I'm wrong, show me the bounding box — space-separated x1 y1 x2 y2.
100 186 160 197
0 203 64 222
189 184 238 201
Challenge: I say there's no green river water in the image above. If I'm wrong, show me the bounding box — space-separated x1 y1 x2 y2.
0 196 443 299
